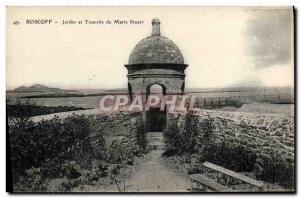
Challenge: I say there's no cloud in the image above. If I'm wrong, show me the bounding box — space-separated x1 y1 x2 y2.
245 8 293 68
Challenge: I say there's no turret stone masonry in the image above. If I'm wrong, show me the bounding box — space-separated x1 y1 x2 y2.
125 18 188 97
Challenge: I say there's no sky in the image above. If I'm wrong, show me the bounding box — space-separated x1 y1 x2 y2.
6 6 294 90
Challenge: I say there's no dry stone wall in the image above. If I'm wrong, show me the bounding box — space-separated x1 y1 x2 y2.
87 112 144 154
167 110 294 186
31 110 145 159
198 110 294 130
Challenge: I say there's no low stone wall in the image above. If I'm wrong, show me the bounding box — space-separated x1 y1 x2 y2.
196 110 294 130
167 110 294 186
89 111 144 150
191 110 294 149
30 109 145 158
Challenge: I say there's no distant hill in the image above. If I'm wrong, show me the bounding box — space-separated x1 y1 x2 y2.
8 84 75 92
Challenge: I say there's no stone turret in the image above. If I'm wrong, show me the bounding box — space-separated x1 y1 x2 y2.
125 18 188 96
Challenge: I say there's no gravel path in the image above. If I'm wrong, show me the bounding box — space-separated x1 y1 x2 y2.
125 150 191 192
72 133 191 192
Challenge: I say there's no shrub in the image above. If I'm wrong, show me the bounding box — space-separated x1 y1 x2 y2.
163 118 182 155
107 140 129 164
9 114 105 186
256 153 294 188
136 121 147 152
164 114 213 157
60 160 82 179
14 167 46 192
91 159 109 177
205 140 257 172
9 111 142 192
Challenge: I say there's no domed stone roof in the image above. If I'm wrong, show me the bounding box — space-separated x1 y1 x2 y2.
128 18 184 65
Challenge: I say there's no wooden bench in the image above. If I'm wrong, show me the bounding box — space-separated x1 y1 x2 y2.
203 161 264 191
189 174 235 192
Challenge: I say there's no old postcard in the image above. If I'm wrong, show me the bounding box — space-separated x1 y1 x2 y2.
6 6 294 193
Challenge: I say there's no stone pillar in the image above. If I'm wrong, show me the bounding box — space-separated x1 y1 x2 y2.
151 18 161 36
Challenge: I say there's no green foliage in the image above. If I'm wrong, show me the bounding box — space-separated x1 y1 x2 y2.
14 167 46 192
163 118 182 155
60 160 82 179
9 114 104 184
46 160 110 192
9 111 142 192
107 139 136 192
255 153 294 188
106 139 135 165
164 114 213 156
91 159 109 177
205 141 257 172
136 121 147 152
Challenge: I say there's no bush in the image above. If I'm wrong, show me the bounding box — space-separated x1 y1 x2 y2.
205 140 257 172
136 121 147 152
9 114 106 187
163 119 181 155
91 159 109 177
256 153 294 188
164 114 212 156
60 160 82 179
107 140 130 164
14 167 46 192
9 111 144 192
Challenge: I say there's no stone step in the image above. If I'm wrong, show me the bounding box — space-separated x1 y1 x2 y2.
147 138 164 142
148 141 163 146
147 132 163 135
147 132 164 138
149 137 163 142
146 132 164 150
148 144 164 150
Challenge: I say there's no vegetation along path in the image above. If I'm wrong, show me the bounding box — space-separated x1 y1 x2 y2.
73 132 192 192
125 149 191 192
